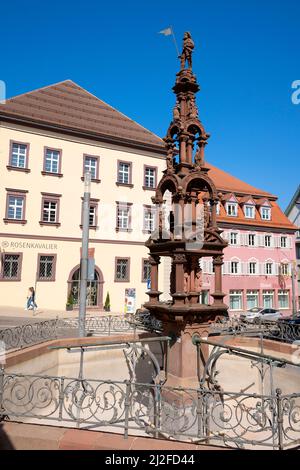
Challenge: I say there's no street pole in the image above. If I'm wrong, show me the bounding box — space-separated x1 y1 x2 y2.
291 260 297 317
79 171 91 337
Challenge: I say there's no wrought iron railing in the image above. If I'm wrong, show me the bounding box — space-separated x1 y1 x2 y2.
0 312 162 352
209 318 300 344
0 319 59 352
0 370 299 450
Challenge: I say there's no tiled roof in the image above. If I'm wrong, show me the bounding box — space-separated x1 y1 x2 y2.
0 80 165 151
205 163 275 198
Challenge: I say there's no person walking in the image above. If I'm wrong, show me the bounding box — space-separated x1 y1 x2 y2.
25 287 38 313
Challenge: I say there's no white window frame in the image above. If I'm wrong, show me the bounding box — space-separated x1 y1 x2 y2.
144 167 156 188
8 195 24 220
43 200 58 223
11 143 27 168
117 206 130 230
229 290 243 311
261 207 271 221
263 290 274 308
84 156 97 179
265 262 273 275
244 205 255 219
143 207 155 232
230 232 238 245
249 261 257 275
246 290 259 309
45 149 60 173
280 236 287 248
226 202 238 217
248 234 256 246
264 235 272 247
278 290 289 309
280 263 289 276
118 162 130 184
230 261 239 274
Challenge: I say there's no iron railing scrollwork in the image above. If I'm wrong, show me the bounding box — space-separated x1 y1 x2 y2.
209 318 300 344
0 370 300 450
0 311 163 352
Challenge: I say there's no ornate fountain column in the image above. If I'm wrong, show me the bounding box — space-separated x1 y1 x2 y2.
145 32 228 388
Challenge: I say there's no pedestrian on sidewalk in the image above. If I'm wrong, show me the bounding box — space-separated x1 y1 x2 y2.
25 287 38 313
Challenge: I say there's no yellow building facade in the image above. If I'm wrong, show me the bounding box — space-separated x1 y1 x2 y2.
0 81 167 312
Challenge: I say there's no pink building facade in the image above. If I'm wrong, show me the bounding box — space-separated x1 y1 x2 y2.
196 166 298 316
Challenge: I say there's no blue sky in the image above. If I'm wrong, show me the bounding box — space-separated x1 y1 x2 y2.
1 0 299 209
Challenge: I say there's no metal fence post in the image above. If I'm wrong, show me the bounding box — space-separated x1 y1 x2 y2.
153 383 161 439
58 376 65 421
124 380 131 439
276 388 284 450
197 389 203 441
0 367 4 419
108 316 111 337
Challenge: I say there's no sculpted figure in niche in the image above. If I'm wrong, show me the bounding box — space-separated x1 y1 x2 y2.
194 267 202 292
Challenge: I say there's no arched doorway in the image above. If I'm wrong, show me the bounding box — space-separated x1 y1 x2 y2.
67 264 104 309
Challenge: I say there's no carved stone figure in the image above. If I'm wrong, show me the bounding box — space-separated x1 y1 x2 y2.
180 32 194 70
194 267 202 292
194 145 203 168
184 271 190 293
173 103 180 121
188 96 198 119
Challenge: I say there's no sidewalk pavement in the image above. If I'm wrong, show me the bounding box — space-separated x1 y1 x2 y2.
0 305 127 320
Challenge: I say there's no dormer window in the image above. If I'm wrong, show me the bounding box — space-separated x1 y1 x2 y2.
226 203 238 217
244 205 255 219
261 207 271 220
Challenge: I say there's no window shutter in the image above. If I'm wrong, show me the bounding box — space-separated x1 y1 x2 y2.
270 236 274 248
288 237 292 249
239 233 245 246
258 234 264 247
223 261 229 274
275 263 279 275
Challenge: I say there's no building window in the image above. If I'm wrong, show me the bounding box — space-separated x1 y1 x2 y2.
280 263 289 276
115 258 130 282
142 259 151 282
7 194 25 220
296 245 300 259
40 194 61 226
116 203 132 231
230 261 239 274
248 234 256 246
280 236 287 248
1 254 22 280
244 205 255 218
261 207 271 220
263 290 274 308
229 290 243 310
144 166 157 189
249 262 257 275
278 290 289 309
264 235 272 247
44 148 61 174
247 290 259 309
43 201 58 223
37 255 56 281
117 161 132 186
143 206 155 232
230 232 238 245
265 262 273 275
89 205 96 226
83 155 99 181
226 203 238 217
9 142 29 170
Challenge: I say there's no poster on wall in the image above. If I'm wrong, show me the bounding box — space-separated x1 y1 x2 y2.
124 288 136 314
